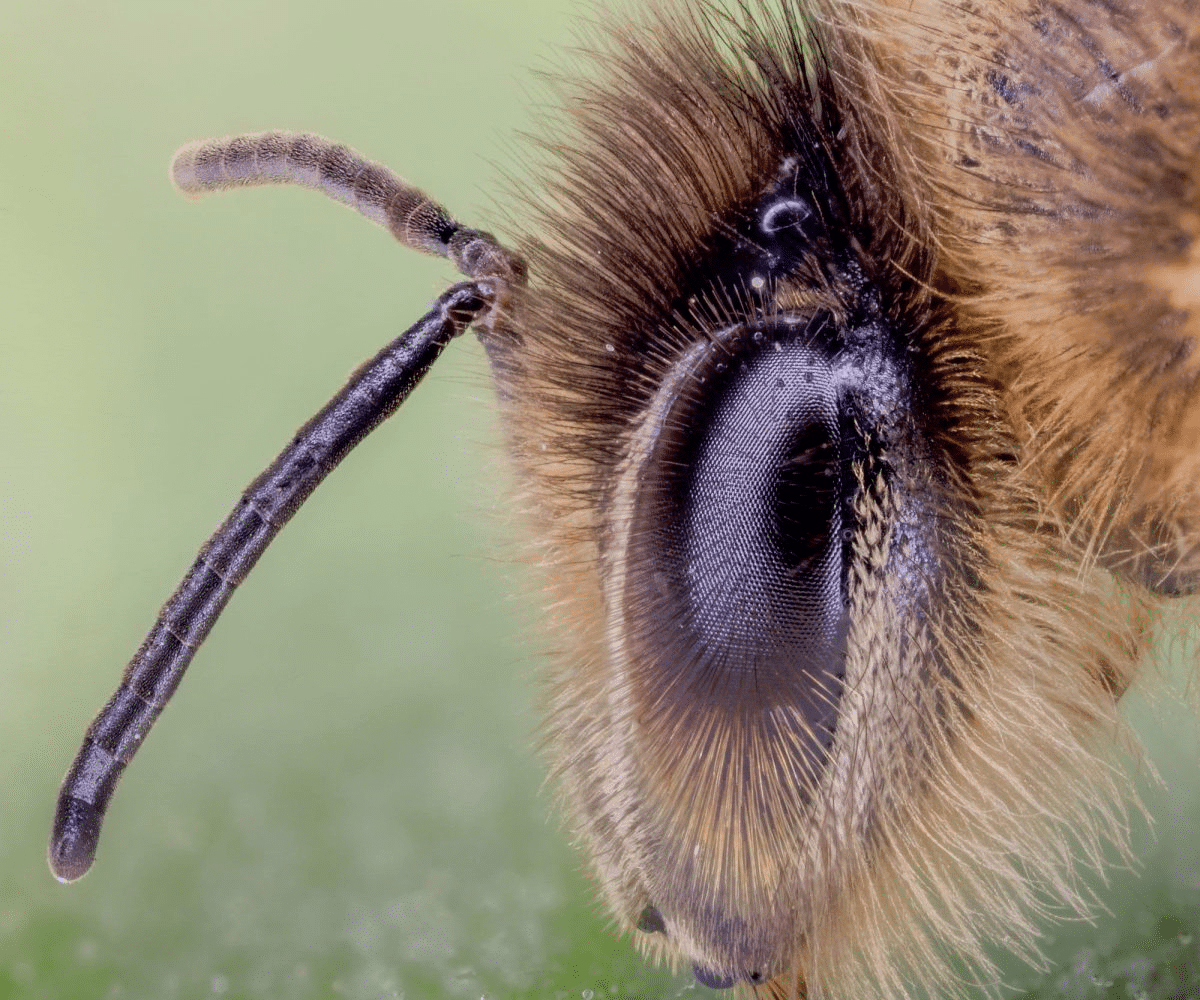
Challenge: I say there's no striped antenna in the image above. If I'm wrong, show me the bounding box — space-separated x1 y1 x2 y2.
49 132 525 882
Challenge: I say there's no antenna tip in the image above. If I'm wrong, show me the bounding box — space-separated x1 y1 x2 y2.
49 795 102 883
169 141 208 199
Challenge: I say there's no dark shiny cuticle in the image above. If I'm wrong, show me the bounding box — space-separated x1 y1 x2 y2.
693 964 737 989
636 905 666 935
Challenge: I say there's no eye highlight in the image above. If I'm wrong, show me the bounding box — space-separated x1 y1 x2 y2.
760 198 813 235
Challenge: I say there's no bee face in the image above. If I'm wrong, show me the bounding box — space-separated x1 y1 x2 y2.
506 1 1200 992
46 0 1199 998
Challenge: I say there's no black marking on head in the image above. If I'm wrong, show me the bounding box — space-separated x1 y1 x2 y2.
693 963 738 990
636 904 667 935
679 155 850 322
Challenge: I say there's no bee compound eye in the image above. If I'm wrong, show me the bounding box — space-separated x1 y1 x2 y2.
621 318 848 752
605 317 856 989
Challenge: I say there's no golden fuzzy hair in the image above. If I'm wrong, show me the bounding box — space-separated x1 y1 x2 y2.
499 1 1199 997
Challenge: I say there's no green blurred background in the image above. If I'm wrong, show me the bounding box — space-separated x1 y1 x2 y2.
0 2 1196 999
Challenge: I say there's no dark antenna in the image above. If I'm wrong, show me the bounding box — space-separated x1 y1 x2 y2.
49 132 526 883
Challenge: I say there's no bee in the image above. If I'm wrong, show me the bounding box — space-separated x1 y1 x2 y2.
50 0 1199 997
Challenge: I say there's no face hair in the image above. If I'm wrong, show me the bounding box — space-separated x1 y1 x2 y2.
50 2 1199 998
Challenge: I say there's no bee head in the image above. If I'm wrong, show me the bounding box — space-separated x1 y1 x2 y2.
510 0 1194 993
